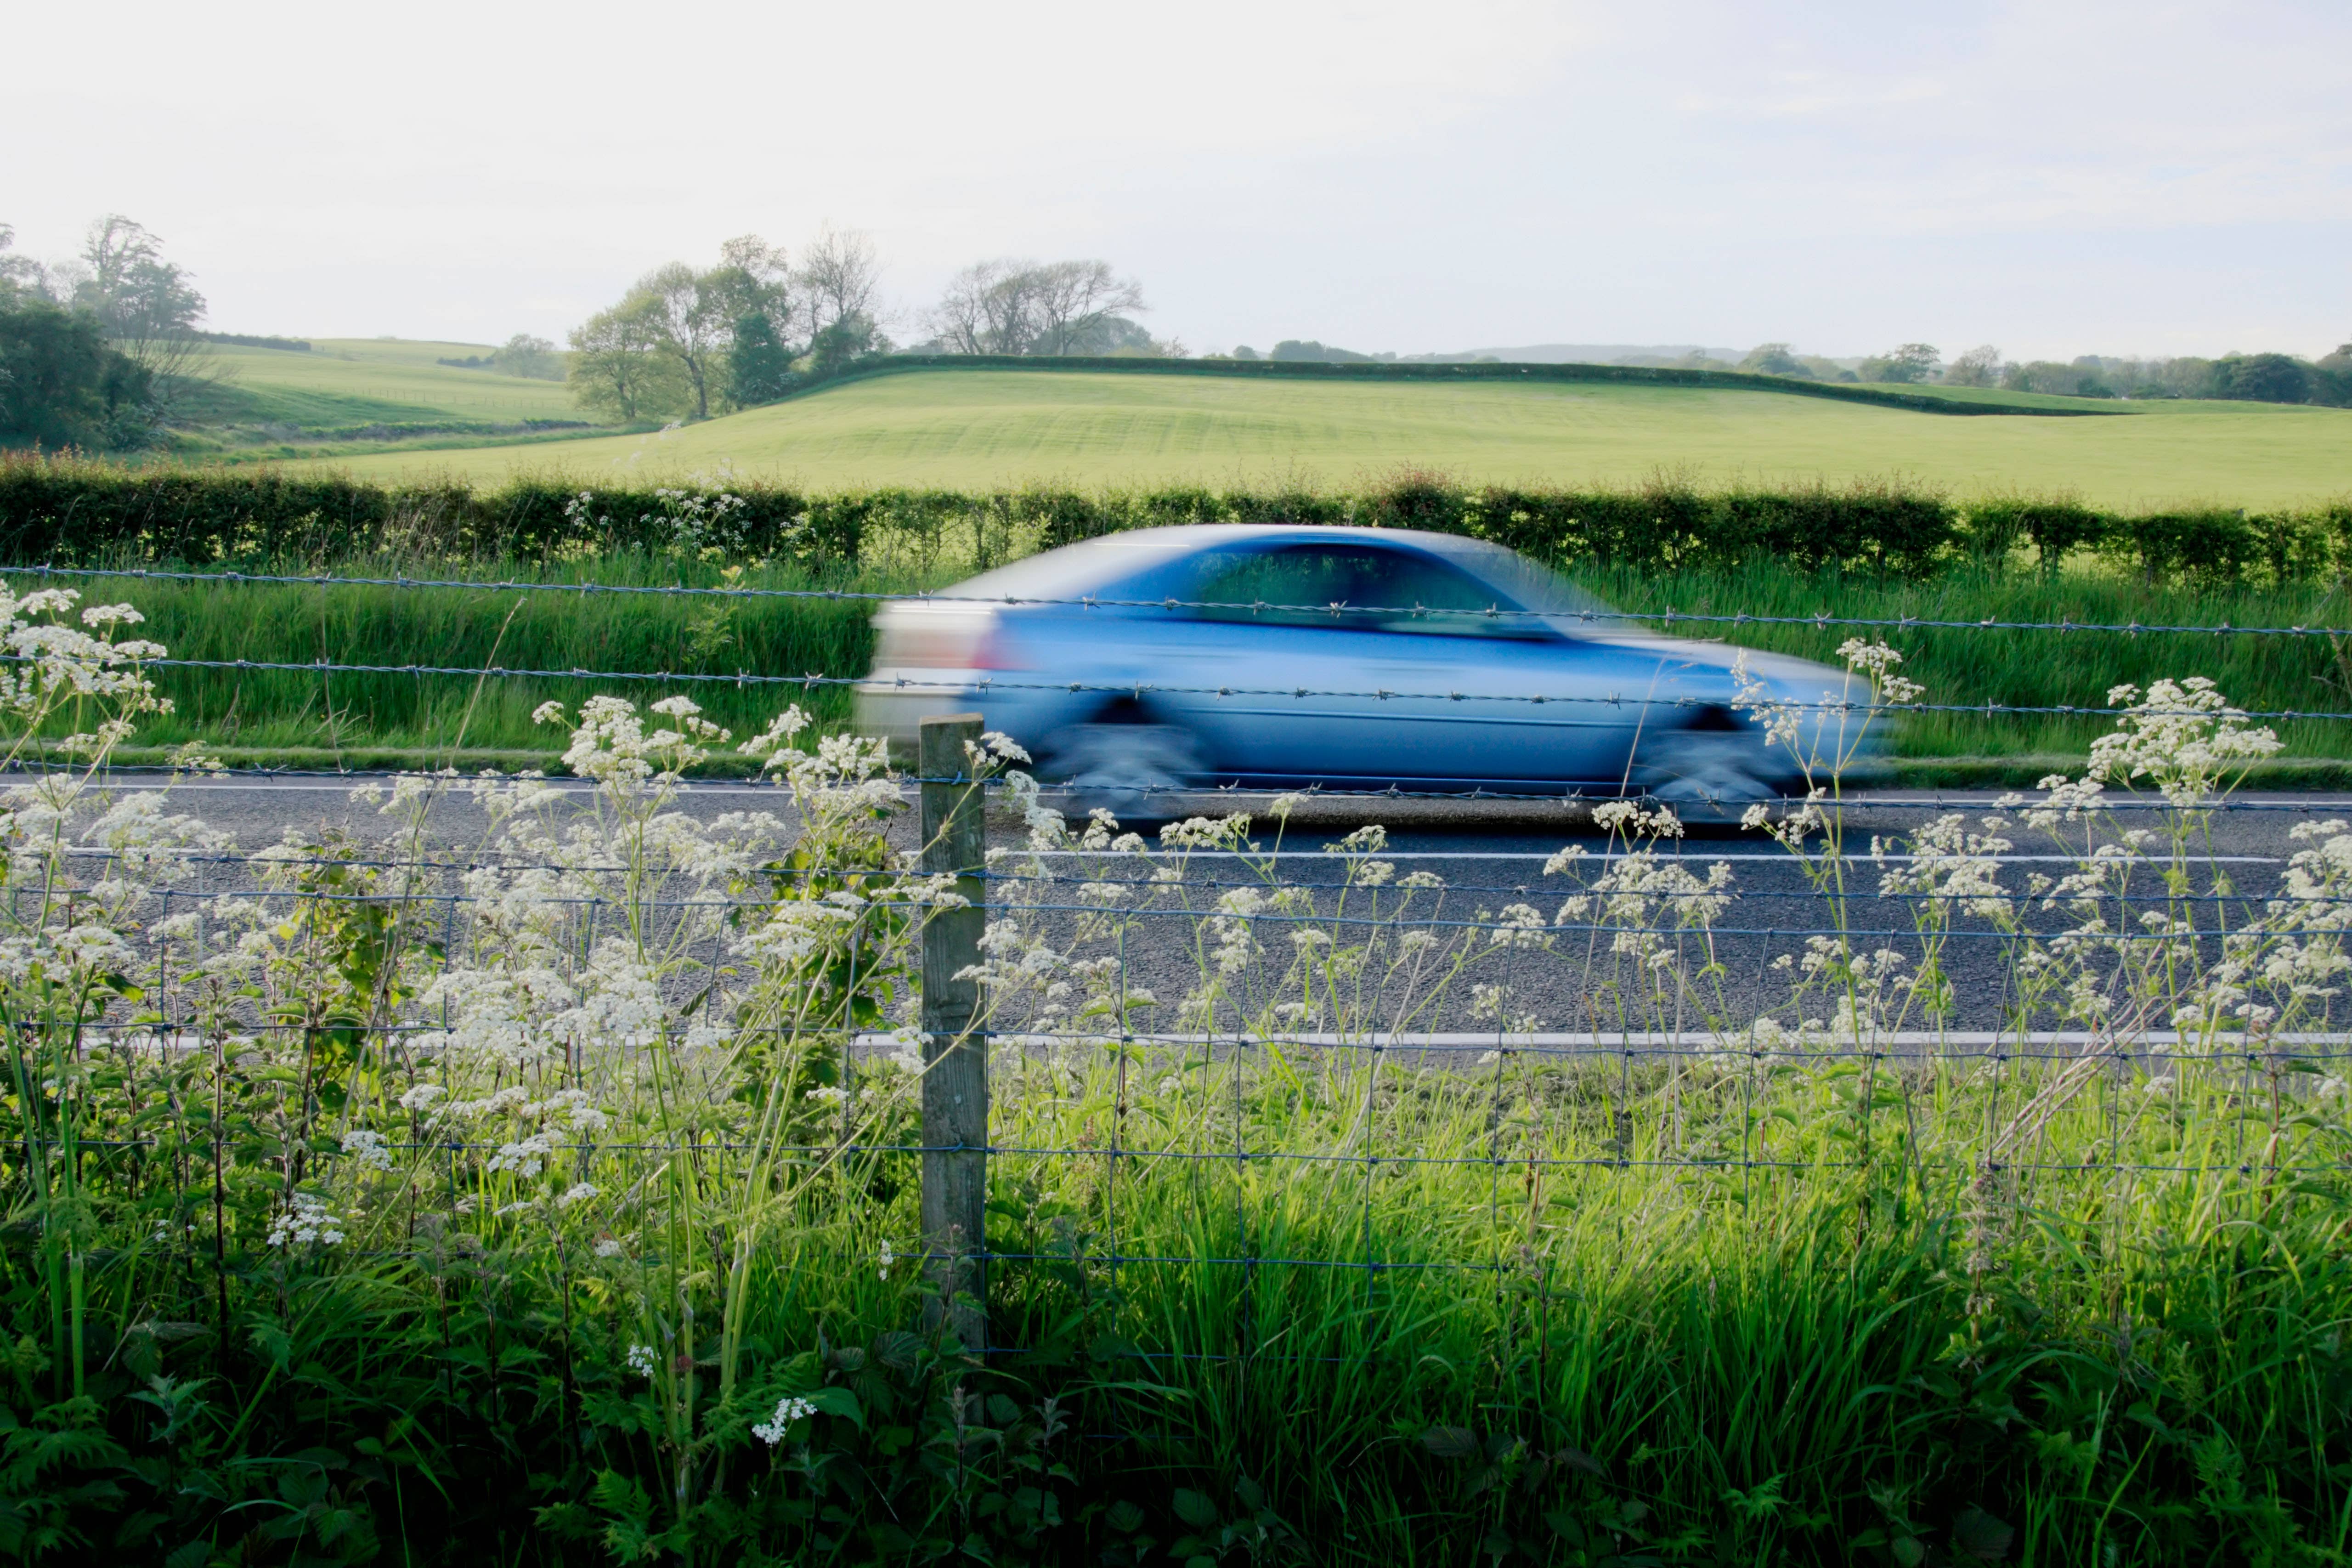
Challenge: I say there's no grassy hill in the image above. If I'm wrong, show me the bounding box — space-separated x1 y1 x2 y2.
170 337 592 451
291 365 2352 508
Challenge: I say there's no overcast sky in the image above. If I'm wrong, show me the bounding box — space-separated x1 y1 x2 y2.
9 0 2347 361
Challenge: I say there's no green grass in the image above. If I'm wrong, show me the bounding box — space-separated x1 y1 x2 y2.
164 338 589 444
287 368 2352 509
24 545 2351 773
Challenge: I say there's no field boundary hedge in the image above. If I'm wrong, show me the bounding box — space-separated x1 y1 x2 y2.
793 352 2128 417
3 454 2346 586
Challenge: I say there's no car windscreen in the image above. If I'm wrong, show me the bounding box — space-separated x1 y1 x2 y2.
1174 542 1554 640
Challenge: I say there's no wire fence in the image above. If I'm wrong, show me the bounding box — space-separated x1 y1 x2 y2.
18 560 2352 640
6 547 2350 1392
19 707 2348 1368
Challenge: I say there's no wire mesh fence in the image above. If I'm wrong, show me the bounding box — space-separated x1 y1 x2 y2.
22 706 2348 1373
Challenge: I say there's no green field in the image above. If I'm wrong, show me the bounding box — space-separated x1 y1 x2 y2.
174 336 588 439
292 368 2352 508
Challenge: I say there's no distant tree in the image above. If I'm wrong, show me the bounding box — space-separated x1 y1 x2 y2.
0 292 150 447
633 262 739 420
1738 343 1813 378
1231 345 1260 361
1029 261 1146 355
795 226 882 340
495 333 561 380
0 225 44 301
929 260 1034 355
1860 343 1939 384
68 215 208 418
1943 345 2002 387
567 295 684 421
706 235 793 341
2210 352 2312 404
1270 340 1370 363
803 311 888 379
728 312 795 403
927 258 1144 356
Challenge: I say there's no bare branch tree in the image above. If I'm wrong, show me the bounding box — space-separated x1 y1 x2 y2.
928 257 1145 356
1029 260 1146 356
929 260 1012 354
796 225 882 339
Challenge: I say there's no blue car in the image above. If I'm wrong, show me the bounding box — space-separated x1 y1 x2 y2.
855 525 1866 814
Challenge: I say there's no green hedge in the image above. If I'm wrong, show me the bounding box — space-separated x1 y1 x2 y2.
3 453 2347 585
789 352 2133 417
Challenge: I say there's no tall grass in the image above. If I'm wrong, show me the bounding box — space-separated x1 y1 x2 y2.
18 545 2350 767
1 588 2349 1562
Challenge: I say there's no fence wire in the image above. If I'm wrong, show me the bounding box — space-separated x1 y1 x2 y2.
19 560 2352 640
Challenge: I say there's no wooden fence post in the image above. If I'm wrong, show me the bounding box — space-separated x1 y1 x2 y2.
919 713 988 1353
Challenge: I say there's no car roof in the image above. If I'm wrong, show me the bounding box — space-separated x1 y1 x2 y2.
944 523 1532 599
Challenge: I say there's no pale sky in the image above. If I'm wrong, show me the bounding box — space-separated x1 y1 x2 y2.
9 0 2347 362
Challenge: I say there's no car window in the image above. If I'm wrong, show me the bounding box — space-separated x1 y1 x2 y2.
1184 543 1545 639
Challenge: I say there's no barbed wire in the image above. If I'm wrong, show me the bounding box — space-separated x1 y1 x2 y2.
18 561 2351 641
17 764 2350 810
16 649 2352 721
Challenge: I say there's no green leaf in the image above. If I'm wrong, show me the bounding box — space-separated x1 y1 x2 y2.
1172 1488 1219 1529
1421 1425 1480 1460
803 1386 864 1429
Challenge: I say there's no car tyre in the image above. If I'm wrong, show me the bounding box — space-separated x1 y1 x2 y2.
1046 722 1204 826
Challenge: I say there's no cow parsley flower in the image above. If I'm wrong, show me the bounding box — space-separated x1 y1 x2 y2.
751 1395 818 1445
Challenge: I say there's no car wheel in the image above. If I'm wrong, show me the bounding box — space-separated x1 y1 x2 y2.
1045 722 1204 825
1636 729 1776 825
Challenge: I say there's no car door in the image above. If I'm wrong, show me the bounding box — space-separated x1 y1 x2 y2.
1149 540 1657 788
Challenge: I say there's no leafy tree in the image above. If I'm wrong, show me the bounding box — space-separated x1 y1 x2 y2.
1859 343 1939 384
0 294 148 447
1270 340 1370 363
2209 352 2312 404
0 225 43 300
804 311 884 379
633 262 735 420
1738 343 1813 378
567 295 684 421
495 333 561 380
1942 345 2002 387
67 215 207 419
1231 345 1260 361
727 312 795 405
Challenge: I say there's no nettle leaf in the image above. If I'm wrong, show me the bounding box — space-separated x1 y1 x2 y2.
1952 1506 2014 1562
804 1386 864 1429
1420 1425 1480 1460
1171 1488 1219 1529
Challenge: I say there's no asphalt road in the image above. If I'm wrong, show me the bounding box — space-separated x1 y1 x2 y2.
78 774 2350 1043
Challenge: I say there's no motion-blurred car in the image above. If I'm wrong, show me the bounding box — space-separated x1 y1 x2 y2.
855 525 1863 815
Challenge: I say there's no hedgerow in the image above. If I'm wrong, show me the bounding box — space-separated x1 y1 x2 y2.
2 452 2347 586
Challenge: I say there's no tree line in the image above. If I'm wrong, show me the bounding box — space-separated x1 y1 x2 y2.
563 238 1173 423
564 229 889 423
1737 340 2350 405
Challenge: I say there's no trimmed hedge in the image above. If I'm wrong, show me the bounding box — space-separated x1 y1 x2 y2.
781 352 2135 418
2 453 2347 586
